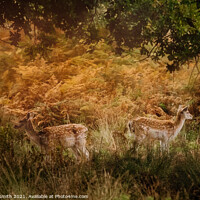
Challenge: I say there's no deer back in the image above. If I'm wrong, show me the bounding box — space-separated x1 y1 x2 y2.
41 124 88 148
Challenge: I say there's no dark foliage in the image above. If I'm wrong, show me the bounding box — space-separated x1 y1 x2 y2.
1 0 200 69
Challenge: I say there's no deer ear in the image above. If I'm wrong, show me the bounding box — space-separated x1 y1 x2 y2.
177 105 184 113
178 105 183 110
26 112 31 119
27 112 35 119
181 106 188 112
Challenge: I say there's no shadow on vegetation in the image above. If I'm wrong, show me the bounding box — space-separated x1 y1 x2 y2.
0 124 200 200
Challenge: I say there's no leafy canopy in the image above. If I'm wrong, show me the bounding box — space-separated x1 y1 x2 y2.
0 0 200 71
105 0 200 71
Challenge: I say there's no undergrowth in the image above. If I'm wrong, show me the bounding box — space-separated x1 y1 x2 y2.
0 124 200 200
0 30 199 128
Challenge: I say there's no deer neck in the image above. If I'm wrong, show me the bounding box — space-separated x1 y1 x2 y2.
24 120 41 146
172 113 185 139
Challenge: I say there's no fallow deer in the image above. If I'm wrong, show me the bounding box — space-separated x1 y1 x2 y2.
14 112 89 161
128 105 193 151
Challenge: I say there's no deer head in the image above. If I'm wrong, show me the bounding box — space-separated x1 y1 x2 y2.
14 112 36 129
179 106 193 120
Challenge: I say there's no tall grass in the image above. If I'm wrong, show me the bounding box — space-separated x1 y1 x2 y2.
0 121 200 200
0 28 200 200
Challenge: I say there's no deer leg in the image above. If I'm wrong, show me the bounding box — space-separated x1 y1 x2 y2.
133 135 144 153
42 149 51 163
71 146 81 162
160 140 169 153
133 127 147 151
43 146 55 164
75 139 89 161
79 146 89 160
133 138 140 151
